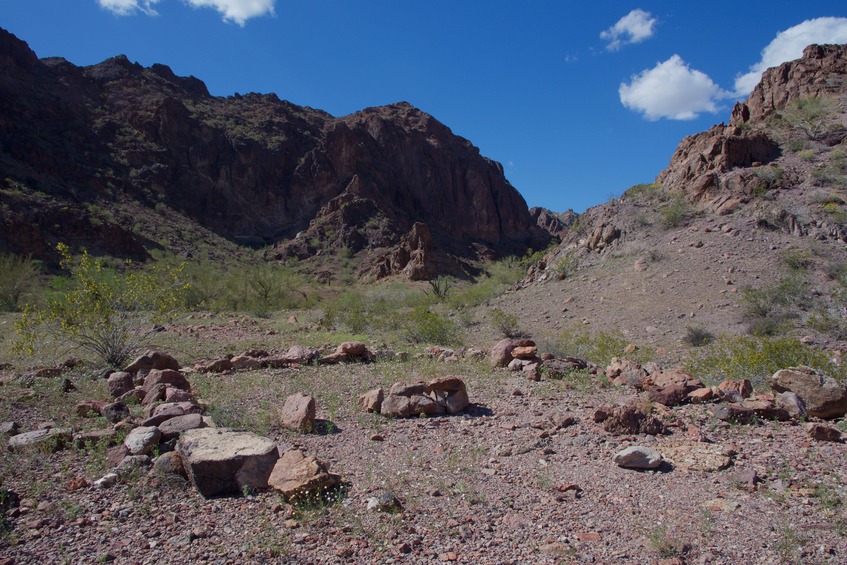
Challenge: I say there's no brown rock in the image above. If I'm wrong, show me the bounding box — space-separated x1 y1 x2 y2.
75 400 106 417
358 388 384 413
230 355 262 370
124 351 180 373
511 346 538 360
647 384 689 407
107 372 134 398
596 405 665 435
775 391 807 420
659 440 734 472
769 366 847 419
268 449 340 502
718 379 753 399
141 402 203 427
177 428 280 497
490 339 535 368
107 445 130 468
688 387 715 403
606 358 648 389
100 402 130 424
158 413 207 441
279 392 316 433
194 357 233 373
807 423 842 442
142 369 190 395
151 451 187 478
380 394 414 418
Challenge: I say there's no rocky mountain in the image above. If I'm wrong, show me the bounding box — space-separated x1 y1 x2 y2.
509 44 847 352
0 28 548 277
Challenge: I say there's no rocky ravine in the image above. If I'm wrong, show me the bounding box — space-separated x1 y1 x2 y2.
0 27 548 276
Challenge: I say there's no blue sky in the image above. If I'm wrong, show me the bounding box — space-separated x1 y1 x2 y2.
2 1 846 214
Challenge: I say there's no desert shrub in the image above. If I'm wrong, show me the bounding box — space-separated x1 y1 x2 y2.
739 276 809 335
0 252 40 312
685 335 846 386
659 196 691 229
218 263 313 317
425 276 454 301
13 243 188 368
447 257 524 309
552 253 579 279
778 96 842 142
489 307 521 338
624 182 663 202
394 306 461 345
683 325 715 347
797 149 816 160
779 247 814 271
551 327 654 367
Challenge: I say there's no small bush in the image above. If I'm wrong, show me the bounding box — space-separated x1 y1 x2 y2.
685 335 846 386
739 276 809 335
684 325 715 347
779 248 814 271
394 306 461 345
551 327 654 367
13 243 188 367
659 197 691 229
489 308 521 338
425 276 454 301
0 252 40 312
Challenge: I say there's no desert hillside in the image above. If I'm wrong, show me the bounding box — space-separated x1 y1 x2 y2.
2 38 847 565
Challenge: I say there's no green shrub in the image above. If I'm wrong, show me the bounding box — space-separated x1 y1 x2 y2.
550 327 654 367
394 306 461 345
779 248 814 271
685 335 846 386
659 197 691 229
489 307 521 338
739 275 809 335
13 243 188 367
425 276 454 301
0 252 40 312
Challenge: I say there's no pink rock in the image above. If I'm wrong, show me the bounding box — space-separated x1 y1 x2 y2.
279 392 316 433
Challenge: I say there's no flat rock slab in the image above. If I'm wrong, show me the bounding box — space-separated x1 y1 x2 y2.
177 428 280 498
158 413 207 441
7 428 72 451
613 446 662 469
659 441 734 472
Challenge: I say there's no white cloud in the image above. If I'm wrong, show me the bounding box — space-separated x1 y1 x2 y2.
98 0 160 16
734 17 847 96
619 55 728 121
184 0 275 26
96 0 275 25
600 9 656 51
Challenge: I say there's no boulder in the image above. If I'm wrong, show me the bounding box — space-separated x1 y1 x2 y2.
490 339 535 367
688 387 716 403
141 402 203 427
151 451 187 479
282 345 320 364
75 400 107 417
541 357 589 379
807 423 842 442
267 448 340 502
230 355 262 370
380 394 414 418
107 372 134 398
718 379 753 399
769 366 847 419
775 391 807 420
158 413 207 441
594 404 665 436
646 384 689 407
613 446 662 469
279 392 316 433
428 376 469 414
7 427 72 451
142 369 190 395
124 351 180 373
194 357 233 373
358 388 384 413
378 376 469 417
606 359 648 389
511 345 538 360
124 426 162 456
711 404 757 424
177 428 280 497
319 342 373 364
101 401 130 424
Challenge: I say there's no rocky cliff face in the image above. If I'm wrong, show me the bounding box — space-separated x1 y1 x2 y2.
0 28 548 276
734 44 847 125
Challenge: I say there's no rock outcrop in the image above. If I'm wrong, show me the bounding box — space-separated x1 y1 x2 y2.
733 44 847 125
0 27 549 274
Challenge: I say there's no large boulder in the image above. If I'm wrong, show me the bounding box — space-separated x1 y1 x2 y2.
107 372 134 398
176 428 280 497
142 369 190 396
593 404 665 436
124 351 180 373
279 392 316 433
769 366 847 419
378 376 470 418
267 449 340 502
124 426 162 455
490 339 535 368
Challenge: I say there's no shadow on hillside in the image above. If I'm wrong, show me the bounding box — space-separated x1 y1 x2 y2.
463 403 493 418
